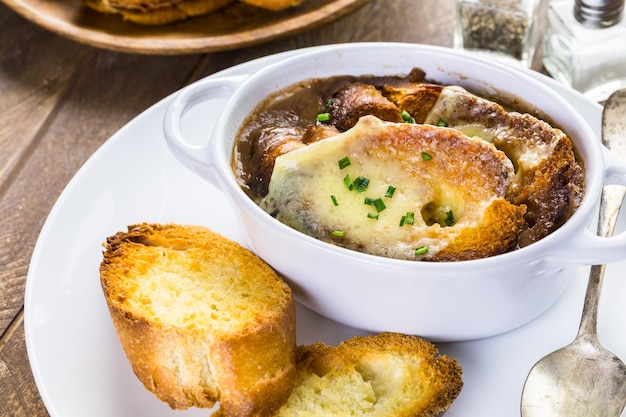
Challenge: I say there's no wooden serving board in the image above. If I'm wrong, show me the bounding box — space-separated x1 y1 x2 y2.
1 0 370 54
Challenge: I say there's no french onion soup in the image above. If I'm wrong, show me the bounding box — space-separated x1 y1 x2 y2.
232 69 584 261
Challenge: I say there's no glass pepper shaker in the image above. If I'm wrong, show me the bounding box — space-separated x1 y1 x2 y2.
543 0 626 102
454 0 542 68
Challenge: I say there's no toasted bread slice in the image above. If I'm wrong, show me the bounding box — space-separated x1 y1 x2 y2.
275 332 463 417
261 116 526 261
240 0 305 10
84 0 234 25
385 84 584 246
100 223 296 417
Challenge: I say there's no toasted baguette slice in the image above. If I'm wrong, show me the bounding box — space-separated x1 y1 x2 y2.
240 0 305 10
84 0 235 25
383 83 583 246
275 332 463 417
262 116 526 261
100 223 296 417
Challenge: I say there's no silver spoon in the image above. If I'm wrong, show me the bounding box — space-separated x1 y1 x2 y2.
521 88 626 417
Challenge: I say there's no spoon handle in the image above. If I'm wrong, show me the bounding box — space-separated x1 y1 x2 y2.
577 188 623 340
577 88 626 340
598 186 626 237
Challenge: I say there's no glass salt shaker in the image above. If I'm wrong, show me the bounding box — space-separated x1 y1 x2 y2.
543 0 626 102
454 0 542 68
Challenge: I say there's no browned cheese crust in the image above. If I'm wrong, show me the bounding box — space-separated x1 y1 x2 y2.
275 332 463 417
100 223 296 417
357 119 527 261
337 81 583 246
416 87 584 246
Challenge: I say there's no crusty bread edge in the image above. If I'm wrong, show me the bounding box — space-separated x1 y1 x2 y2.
288 332 463 417
100 223 297 416
84 0 235 25
104 298 297 414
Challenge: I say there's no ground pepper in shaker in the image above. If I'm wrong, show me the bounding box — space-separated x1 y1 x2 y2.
454 0 542 67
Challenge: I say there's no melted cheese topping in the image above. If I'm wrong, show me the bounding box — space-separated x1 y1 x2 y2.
261 116 523 260
424 87 562 181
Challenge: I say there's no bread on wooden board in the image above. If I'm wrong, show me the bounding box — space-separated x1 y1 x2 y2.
240 0 304 11
84 0 305 25
84 0 235 25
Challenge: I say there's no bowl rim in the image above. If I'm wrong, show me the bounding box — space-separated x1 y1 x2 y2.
210 42 601 270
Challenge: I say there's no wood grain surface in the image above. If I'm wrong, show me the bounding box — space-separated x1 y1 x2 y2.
0 1 457 414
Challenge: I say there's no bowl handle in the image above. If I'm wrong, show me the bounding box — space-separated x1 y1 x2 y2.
548 146 626 266
163 75 248 185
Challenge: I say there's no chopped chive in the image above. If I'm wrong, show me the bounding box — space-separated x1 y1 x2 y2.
437 119 449 127
352 176 370 193
326 98 333 109
330 194 339 206
421 152 433 161
367 212 379 220
331 230 346 237
444 210 456 226
400 212 415 227
385 185 396 198
317 112 331 122
364 197 386 213
401 110 416 124
344 174 354 190
338 156 351 169
414 246 429 256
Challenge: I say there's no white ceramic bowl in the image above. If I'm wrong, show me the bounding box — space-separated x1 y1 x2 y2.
164 43 626 341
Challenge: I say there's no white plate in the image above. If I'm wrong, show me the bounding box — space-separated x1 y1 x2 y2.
25 45 626 417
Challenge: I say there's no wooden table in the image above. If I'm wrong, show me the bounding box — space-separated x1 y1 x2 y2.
0 0 544 414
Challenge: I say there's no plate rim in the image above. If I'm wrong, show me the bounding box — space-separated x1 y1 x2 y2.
23 44 607 417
